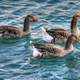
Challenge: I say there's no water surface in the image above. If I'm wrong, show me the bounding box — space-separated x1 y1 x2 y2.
0 0 80 80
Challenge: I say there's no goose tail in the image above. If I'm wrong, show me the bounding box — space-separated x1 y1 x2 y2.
41 27 53 42
41 27 46 32
32 45 42 58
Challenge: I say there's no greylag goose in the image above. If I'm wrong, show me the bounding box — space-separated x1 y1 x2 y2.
0 15 38 38
32 33 77 58
42 12 80 43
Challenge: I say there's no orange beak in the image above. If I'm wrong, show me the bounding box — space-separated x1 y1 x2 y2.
32 16 38 22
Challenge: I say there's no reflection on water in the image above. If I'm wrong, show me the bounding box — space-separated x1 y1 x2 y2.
0 0 80 80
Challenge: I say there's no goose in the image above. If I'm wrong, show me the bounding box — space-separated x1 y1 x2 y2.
0 15 38 38
32 33 77 58
42 12 80 43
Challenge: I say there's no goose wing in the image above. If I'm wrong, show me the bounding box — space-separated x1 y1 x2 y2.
46 28 68 37
0 25 21 38
33 43 62 57
45 28 69 43
0 25 20 34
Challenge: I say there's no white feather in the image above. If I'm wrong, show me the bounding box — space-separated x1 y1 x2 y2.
41 27 46 32
41 27 53 42
0 34 2 37
32 46 42 57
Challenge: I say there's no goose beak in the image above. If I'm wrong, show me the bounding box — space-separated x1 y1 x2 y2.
76 16 80 19
32 16 38 22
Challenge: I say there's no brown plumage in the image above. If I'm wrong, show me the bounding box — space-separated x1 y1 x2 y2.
43 12 80 43
0 15 38 38
32 34 77 58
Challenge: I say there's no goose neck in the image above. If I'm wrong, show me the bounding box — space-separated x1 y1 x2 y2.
71 16 78 33
23 16 30 32
65 36 74 50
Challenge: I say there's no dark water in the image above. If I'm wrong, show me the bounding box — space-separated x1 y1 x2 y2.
0 0 80 80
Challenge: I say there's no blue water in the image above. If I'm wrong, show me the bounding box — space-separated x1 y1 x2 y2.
0 0 80 80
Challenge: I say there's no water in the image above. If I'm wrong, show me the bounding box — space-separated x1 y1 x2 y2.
0 0 80 80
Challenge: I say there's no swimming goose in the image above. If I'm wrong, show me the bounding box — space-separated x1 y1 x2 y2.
32 34 77 58
42 12 80 43
0 15 38 38
41 27 69 43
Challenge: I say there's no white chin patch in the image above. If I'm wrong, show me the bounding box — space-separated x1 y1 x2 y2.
32 46 42 58
41 27 53 42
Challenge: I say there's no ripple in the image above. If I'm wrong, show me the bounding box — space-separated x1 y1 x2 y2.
0 0 80 80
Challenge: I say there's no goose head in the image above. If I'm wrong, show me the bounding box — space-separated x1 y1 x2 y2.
71 12 80 34
73 12 80 19
27 15 38 22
